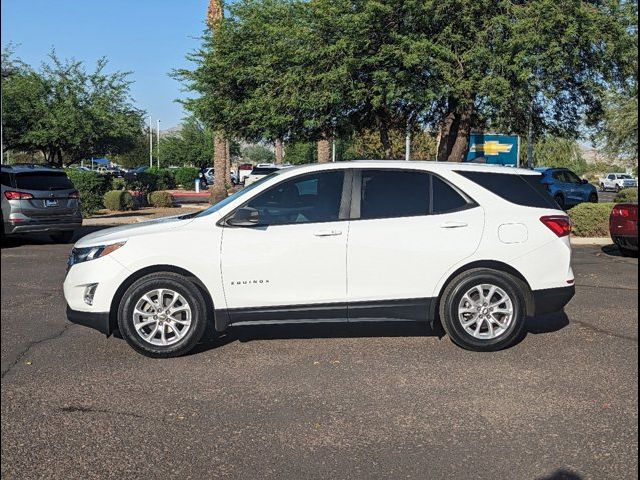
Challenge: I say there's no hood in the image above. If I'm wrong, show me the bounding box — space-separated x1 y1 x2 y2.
75 215 194 248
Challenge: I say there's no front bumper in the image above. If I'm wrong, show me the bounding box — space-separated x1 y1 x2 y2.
532 285 576 316
66 305 112 335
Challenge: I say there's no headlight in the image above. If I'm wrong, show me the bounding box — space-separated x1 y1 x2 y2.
68 242 126 267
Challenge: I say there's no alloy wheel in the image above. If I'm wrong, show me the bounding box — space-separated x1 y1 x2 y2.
132 289 192 346
458 284 514 340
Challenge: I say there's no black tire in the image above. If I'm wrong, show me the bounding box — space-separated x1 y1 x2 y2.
616 185 622 193
50 231 75 243
117 272 209 358
554 193 566 210
439 268 528 352
600 183 606 192
618 245 638 258
588 192 599 203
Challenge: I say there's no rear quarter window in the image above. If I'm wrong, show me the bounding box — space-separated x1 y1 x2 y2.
455 171 559 209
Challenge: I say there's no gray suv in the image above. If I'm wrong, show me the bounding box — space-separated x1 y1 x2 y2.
1 165 82 242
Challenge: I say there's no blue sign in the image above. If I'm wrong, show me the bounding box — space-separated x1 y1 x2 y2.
466 134 520 166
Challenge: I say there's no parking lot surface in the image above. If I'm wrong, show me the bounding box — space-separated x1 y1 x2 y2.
1 232 637 480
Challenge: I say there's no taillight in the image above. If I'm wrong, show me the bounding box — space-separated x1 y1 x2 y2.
612 205 638 220
69 190 80 199
541 215 572 237
4 191 34 200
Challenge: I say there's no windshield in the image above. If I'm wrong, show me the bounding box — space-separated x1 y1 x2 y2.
190 171 282 219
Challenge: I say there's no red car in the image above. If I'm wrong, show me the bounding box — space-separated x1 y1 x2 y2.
610 203 638 257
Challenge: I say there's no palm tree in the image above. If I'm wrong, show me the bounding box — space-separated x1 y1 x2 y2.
207 0 228 203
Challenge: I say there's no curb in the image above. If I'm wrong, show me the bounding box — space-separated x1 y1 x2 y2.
570 237 613 246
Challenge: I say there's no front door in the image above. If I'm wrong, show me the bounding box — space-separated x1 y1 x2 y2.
346 169 484 320
221 170 350 321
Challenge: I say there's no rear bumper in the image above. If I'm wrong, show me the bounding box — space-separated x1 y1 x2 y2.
66 305 112 336
4 220 82 235
612 235 638 251
532 285 576 316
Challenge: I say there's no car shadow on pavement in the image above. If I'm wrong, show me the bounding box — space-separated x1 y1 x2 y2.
601 243 638 258
189 312 570 355
536 469 583 480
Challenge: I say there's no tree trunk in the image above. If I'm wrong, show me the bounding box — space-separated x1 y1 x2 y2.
436 110 459 161
275 138 284 164
210 132 228 204
447 107 473 163
376 113 393 158
317 137 331 163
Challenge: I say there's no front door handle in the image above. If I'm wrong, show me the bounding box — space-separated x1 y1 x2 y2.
314 230 342 237
440 221 468 229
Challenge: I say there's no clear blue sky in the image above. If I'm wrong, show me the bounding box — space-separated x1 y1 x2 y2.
1 0 213 129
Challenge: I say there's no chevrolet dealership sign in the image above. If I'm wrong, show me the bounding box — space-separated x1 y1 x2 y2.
466 134 520 166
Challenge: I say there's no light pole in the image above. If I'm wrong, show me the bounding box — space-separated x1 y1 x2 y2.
156 120 161 168
149 116 153 168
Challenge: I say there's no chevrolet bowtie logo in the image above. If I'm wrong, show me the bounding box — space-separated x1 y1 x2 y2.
470 140 513 156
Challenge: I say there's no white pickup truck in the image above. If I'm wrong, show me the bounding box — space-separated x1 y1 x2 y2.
599 173 638 192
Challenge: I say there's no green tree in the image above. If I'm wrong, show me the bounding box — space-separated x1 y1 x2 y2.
598 89 638 165
525 136 588 175
159 116 216 168
2 51 143 166
241 144 275 164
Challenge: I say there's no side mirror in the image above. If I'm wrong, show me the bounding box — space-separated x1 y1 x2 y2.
227 207 259 227
581 179 589 184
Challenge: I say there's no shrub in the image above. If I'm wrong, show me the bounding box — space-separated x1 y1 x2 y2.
148 191 175 208
147 167 176 190
111 177 126 190
125 171 158 194
568 203 614 237
65 169 109 216
103 190 135 211
614 188 638 203
174 167 201 190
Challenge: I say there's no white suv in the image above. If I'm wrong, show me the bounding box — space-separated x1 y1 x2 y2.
64 161 575 357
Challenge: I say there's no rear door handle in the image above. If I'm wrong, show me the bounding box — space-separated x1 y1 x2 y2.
314 230 342 237
440 221 468 229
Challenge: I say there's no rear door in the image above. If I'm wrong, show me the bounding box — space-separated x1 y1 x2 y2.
346 169 484 320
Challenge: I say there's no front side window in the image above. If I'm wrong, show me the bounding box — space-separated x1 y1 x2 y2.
245 171 345 225
565 171 582 184
360 170 430 219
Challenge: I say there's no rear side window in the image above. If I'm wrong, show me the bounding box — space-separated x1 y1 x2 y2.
1 172 12 187
14 172 74 191
360 170 430 219
432 176 470 214
456 171 558 209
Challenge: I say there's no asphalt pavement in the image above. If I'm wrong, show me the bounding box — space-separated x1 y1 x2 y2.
1 232 637 480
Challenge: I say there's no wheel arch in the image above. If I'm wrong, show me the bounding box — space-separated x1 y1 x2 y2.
107 264 216 336
431 260 535 322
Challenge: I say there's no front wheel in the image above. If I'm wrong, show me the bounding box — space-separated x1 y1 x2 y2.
117 272 209 358
589 193 599 203
439 269 527 352
616 185 622 193
600 183 606 192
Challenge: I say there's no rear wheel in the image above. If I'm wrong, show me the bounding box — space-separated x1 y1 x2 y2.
117 272 209 358
50 231 75 243
439 269 528 352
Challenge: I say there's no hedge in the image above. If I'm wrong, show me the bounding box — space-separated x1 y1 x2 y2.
148 191 175 208
568 203 614 237
174 167 201 190
65 169 110 216
614 188 638 203
147 167 177 190
103 190 135 211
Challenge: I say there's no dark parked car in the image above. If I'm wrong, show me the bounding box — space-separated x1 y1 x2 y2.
1 164 82 242
123 166 148 182
535 167 598 209
610 203 638 257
